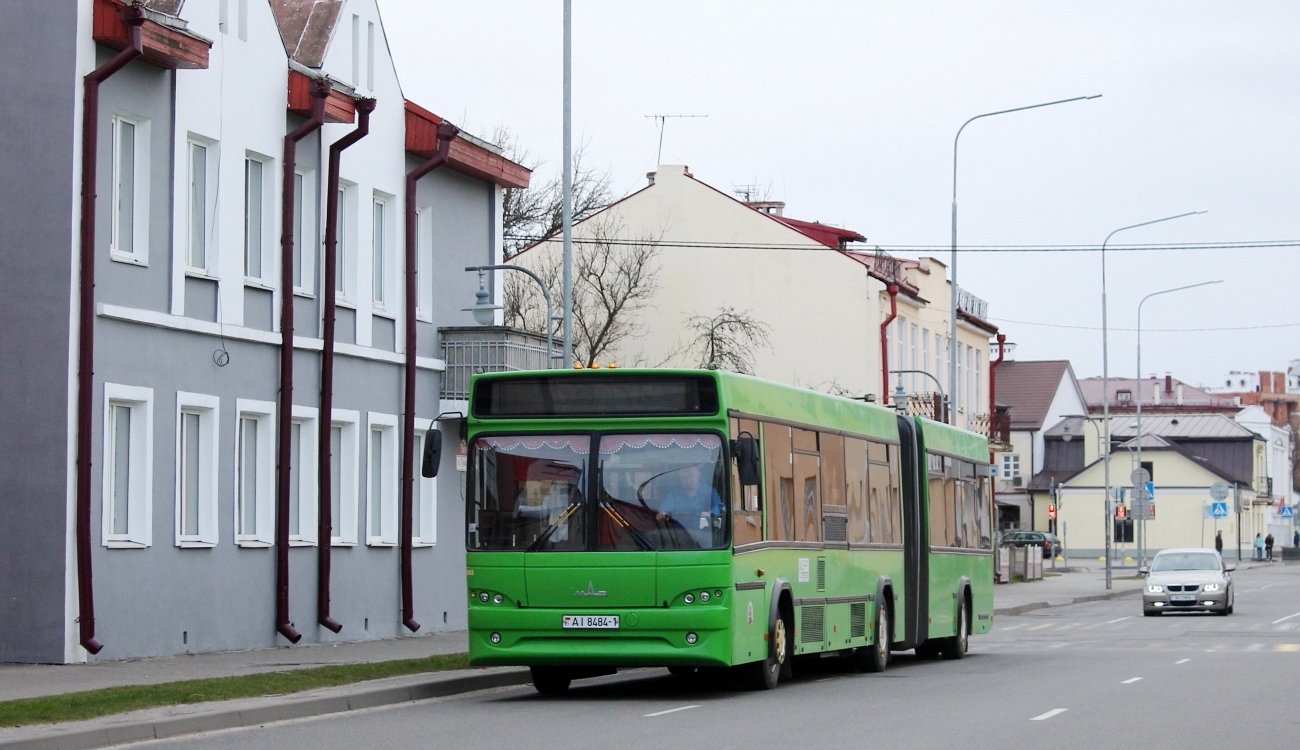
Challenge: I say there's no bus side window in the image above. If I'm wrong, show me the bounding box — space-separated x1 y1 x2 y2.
845 437 868 544
731 417 763 546
977 472 992 549
866 446 891 544
929 456 950 548
819 433 846 541
792 428 820 543
763 422 795 541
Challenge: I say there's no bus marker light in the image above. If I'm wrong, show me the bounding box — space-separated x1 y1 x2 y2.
686 632 698 645
490 632 501 644
715 590 723 598
572 363 584 369
756 569 765 577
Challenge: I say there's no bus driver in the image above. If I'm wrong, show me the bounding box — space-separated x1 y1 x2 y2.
654 463 723 547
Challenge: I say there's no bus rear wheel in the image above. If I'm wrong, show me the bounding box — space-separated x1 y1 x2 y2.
745 614 788 690
940 599 969 660
530 666 571 695
852 603 890 673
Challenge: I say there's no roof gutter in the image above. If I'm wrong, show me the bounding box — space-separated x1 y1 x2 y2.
317 96 375 634
275 77 329 645
400 121 459 633
74 2 146 657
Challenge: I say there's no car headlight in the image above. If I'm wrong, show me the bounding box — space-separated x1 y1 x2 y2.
1203 583 1221 592
1146 584 1164 593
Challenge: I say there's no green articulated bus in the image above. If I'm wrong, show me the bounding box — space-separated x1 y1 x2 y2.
461 368 994 693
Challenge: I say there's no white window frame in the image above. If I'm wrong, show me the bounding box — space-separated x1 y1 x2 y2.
411 418 438 546
289 406 320 546
293 169 316 297
335 182 356 306
174 392 220 547
415 206 433 322
185 135 217 276
371 193 393 313
234 399 276 547
366 411 399 546
101 384 153 548
109 113 150 265
243 152 273 284
1000 453 1021 480
330 409 361 545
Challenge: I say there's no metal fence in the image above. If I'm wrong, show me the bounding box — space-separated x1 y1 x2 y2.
438 326 556 400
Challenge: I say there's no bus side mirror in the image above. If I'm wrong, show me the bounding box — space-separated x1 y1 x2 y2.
732 434 760 487
421 427 443 478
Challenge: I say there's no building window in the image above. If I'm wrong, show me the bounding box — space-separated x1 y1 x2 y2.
1000 453 1020 479
330 410 360 545
244 156 266 280
289 406 320 545
175 392 219 547
412 421 438 546
292 171 316 295
366 412 398 546
922 328 930 385
372 197 387 307
110 115 148 264
415 207 433 320
235 400 275 546
188 141 210 271
102 384 153 548
366 21 376 91
336 185 354 302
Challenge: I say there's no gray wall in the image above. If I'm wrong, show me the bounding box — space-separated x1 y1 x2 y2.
0 1 80 664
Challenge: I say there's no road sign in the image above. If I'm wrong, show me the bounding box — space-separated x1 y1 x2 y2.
1210 482 1229 502
1131 468 1151 486
1210 501 1229 519
1281 506 1295 519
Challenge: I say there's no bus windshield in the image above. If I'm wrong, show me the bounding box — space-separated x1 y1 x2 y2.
467 432 726 551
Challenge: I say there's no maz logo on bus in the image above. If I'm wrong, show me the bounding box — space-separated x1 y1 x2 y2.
574 581 608 597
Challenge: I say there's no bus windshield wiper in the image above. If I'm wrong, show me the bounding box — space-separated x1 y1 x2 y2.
601 501 655 551
526 502 581 552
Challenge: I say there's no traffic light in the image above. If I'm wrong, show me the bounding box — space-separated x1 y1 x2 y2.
1115 504 1127 520
1148 503 1155 520
1047 503 1057 520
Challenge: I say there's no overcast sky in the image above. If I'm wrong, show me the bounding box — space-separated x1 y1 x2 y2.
379 1 1300 389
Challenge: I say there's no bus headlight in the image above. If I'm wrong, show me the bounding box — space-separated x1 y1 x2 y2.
490 632 501 644
480 591 490 602
686 632 698 645
699 591 710 602
493 594 504 604
684 593 694 604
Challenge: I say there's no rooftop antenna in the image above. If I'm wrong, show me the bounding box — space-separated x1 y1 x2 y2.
645 114 707 165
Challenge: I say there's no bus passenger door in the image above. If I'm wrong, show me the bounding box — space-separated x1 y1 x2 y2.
896 416 927 649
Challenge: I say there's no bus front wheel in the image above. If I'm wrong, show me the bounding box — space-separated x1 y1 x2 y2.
746 614 789 690
530 666 571 695
940 599 969 660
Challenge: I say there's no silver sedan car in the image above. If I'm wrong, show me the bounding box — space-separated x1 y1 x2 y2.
1141 548 1235 616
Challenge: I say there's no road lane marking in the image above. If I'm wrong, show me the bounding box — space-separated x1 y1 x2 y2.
1050 643 1071 649
1058 623 1081 631
1176 658 1191 664
1107 616 1133 624
1273 611 1300 625
999 624 1026 631
645 705 700 717
1121 677 1142 684
1028 623 1054 631
1275 644 1300 653
1247 643 1263 652
1031 709 1068 721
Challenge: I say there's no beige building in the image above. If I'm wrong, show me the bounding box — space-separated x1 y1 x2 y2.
510 165 1000 429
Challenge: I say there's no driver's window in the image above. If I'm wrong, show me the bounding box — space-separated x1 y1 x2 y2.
731 417 763 546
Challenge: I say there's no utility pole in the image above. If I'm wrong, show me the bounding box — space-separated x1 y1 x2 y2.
561 0 573 367
645 114 707 165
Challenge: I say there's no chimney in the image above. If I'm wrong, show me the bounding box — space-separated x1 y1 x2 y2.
1275 372 1286 393
1164 373 1173 396
1176 383 1184 405
1153 380 1160 406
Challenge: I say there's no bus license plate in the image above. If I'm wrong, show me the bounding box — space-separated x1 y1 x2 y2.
1170 594 1196 602
562 615 619 629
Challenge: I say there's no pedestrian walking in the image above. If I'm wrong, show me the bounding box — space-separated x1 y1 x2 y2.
1215 530 1224 554
1253 533 1264 561
1294 529 1299 548
1265 533 1274 561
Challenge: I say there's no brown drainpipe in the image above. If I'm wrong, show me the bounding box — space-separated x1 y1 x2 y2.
74 3 146 657
989 333 1006 457
275 78 329 645
880 284 899 403
317 97 375 634
400 121 459 632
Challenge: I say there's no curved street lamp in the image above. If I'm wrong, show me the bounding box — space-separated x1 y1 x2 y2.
464 265 562 367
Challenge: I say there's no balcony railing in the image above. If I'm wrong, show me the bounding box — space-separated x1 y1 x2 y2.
898 393 948 422
956 286 990 320
971 407 1012 447
438 326 556 401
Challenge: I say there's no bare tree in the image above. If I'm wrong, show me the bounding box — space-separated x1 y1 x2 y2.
506 217 662 367
489 125 615 258
683 307 772 375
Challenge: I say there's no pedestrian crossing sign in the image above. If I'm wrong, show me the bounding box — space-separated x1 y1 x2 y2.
1210 501 1229 519
1281 506 1295 519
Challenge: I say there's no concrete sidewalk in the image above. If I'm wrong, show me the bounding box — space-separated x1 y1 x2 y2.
993 563 1144 616
0 631 468 703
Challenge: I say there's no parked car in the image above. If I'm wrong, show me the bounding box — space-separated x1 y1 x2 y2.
1141 548 1234 616
1000 530 1061 560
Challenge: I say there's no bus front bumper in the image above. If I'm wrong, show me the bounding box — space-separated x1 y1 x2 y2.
468 606 734 668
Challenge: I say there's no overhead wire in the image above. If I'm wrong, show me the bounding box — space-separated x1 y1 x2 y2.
503 235 1300 254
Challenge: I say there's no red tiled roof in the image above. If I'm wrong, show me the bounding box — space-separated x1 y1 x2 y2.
770 216 865 249
994 360 1074 431
1079 377 1236 412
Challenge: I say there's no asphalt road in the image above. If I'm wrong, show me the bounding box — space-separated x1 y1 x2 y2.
127 564 1300 750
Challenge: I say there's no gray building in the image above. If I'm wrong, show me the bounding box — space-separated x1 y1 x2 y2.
0 0 529 663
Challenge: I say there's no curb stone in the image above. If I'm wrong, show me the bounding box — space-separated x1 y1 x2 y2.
993 587 1143 617
0 667 531 750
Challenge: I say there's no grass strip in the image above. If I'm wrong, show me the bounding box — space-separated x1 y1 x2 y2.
0 652 470 728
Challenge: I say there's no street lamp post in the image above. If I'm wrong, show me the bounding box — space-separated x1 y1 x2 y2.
1098 211 1205 590
560 0 574 368
949 94 1100 426
465 265 562 367
1134 279 1221 566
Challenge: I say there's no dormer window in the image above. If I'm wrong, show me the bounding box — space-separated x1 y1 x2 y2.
1117 389 1132 404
